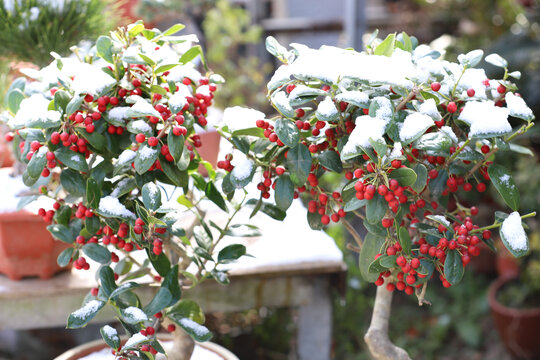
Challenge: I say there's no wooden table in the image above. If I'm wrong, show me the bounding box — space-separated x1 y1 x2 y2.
0 201 347 360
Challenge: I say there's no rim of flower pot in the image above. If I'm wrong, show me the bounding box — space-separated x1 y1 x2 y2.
488 276 540 318
53 333 239 360
0 210 44 221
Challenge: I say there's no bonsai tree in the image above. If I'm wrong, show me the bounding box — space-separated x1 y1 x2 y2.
219 33 536 359
3 22 251 360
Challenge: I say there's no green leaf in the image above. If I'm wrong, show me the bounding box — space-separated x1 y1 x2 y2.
120 306 149 324
366 194 386 225
179 45 206 69
488 164 520 211
272 92 295 118
161 265 181 306
274 175 294 211
75 128 106 151
168 300 205 324
155 63 179 74
177 144 191 170
147 249 171 277
230 162 255 189
99 266 117 298
485 53 508 68
307 212 324 230
508 144 534 157
459 49 483 67
161 160 188 187
86 178 101 209
380 255 397 268
100 325 120 350
444 249 464 285
27 147 47 178
275 118 300 147
344 198 367 212
389 167 417 187
499 214 529 258
246 199 286 221
368 138 387 159
96 36 114 63
359 233 385 282
143 287 173 316
109 282 141 299
318 150 342 173
414 132 452 156
265 36 289 63
83 243 111 264
55 148 88 173
398 226 411 254
134 144 159 174
7 88 25 114
142 182 162 211
122 332 151 350
231 127 265 138
218 244 246 264
47 224 74 243
170 316 212 342
67 300 105 328
374 33 396 57
411 164 428 193
287 144 312 186
205 182 227 211
167 131 184 162
128 23 145 37
57 247 74 267
53 90 70 112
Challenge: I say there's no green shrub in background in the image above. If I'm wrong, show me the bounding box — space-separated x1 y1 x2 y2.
203 0 272 110
0 0 118 66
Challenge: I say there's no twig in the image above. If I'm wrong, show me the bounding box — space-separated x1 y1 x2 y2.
395 87 421 112
466 147 497 179
415 282 431 306
342 219 364 249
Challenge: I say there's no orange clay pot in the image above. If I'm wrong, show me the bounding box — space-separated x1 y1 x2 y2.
197 131 221 177
0 211 70 280
0 142 14 168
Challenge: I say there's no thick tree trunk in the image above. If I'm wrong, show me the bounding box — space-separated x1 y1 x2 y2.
364 283 411 360
156 321 195 360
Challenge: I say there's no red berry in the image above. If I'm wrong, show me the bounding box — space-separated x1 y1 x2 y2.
481 145 490 154
431 82 441 92
476 183 487 192
466 88 475 97
148 137 158 147
135 133 146 143
381 218 394 228
447 102 457 113
132 79 142 87
391 159 401 168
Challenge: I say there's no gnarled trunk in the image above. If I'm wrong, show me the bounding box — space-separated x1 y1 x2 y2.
364 282 411 360
156 320 195 360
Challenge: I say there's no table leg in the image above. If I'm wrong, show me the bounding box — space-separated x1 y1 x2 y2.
297 277 332 360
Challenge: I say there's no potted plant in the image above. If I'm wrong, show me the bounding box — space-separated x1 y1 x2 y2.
219 33 536 359
489 230 540 359
4 21 250 359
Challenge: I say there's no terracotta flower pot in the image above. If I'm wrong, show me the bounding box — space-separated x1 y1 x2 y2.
0 210 70 280
0 141 14 168
197 131 221 177
488 276 540 359
54 335 239 360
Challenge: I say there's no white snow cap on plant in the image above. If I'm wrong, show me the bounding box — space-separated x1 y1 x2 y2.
130 98 161 117
117 149 136 165
505 92 533 120
168 92 188 111
317 97 338 118
231 153 254 181
341 115 387 156
98 196 136 219
440 126 458 143
501 212 528 251
11 93 61 128
418 98 441 121
71 63 116 96
223 106 265 132
399 112 434 142
167 63 202 83
389 142 403 159
274 45 418 88
107 107 130 123
458 101 511 137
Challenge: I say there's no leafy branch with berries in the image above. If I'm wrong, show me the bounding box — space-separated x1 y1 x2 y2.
2 22 252 360
219 33 536 359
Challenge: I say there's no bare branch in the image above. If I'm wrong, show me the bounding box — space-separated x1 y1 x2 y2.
364 282 412 360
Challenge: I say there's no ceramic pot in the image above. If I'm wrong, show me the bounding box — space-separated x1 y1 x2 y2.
0 211 69 280
54 335 239 360
488 276 540 359
197 131 221 177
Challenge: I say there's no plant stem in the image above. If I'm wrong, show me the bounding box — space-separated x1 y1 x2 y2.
448 137 470 162
395 87 420 112
466 146 497 179
342 219 364 249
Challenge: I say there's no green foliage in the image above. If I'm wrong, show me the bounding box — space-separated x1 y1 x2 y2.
0 0 118 66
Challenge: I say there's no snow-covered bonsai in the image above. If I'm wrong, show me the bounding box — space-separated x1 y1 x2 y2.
3 22 250 360
219 33 536 359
